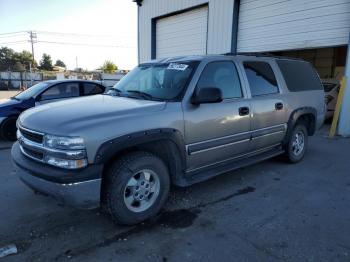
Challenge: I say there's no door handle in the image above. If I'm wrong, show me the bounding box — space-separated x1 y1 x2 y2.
239 107 250 116
275 102 284 110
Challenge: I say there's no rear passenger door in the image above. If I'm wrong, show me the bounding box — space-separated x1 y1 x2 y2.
242 61 288 151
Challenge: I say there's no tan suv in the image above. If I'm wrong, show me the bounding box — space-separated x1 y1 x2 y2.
12 54 325 225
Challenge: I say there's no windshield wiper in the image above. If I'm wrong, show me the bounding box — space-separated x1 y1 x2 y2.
127 90 156 100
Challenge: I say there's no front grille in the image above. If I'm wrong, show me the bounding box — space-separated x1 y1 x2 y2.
22 146 44 161
19 127 44 144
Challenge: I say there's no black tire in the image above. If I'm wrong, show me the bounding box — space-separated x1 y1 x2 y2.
284 123 308 163
0 116 17 141
103 151 170 225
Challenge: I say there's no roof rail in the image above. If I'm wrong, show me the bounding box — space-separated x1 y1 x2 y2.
233 52 305 61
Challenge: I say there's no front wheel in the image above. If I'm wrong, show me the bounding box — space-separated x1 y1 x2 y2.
284 123 308 163
0 116 17 141
103 151 170 225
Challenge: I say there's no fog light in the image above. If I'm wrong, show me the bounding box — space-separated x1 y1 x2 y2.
44 156 87 169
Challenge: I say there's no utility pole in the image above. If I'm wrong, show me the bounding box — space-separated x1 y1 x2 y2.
29 31 37 68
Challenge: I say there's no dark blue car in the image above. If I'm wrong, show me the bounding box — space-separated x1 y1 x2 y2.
0 80 106 140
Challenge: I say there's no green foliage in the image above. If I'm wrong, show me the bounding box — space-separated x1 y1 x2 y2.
101 60 118 73
0 47 37 71
13 61 25 71
39 53 53 71
54 59 66 68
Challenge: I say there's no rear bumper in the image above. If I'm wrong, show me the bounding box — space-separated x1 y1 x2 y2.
11 142 102 209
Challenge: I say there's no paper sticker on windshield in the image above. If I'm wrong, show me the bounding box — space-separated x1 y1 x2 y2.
167 63 188 71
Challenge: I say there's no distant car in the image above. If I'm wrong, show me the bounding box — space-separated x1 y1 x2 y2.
0 80 106 141
322 79 340 120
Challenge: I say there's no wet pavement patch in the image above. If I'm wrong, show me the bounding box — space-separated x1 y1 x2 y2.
198 186 256 208
157 208 201 229
55 186 255 260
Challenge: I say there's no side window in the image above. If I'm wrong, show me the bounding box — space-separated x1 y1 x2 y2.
83 83 104 95
276 59 323 92
40 82 80 100
243 61 279 96
197 61 242 99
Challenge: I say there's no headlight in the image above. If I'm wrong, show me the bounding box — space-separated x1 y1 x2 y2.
16 129 22 139
43 135 87 169
44 135 85 150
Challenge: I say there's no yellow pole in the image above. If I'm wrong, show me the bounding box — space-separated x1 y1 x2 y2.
329 77 347 138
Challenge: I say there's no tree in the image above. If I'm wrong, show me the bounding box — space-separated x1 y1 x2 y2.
13 50 37 69
54 59 66 68
101 60 117 73
0 47 15 71
39 53 53 71
12 62 25 71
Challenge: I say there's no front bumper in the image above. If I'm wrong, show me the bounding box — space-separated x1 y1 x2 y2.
0 116 6 125
11 142 102 209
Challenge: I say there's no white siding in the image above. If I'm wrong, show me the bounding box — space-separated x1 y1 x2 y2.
156 6 208 58
237 0 350 52
138 0 235 63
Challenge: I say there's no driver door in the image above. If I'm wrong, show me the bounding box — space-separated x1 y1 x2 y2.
183 61 251 171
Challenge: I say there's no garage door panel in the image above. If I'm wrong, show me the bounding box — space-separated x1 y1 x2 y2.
239 0 349 22
238 16 350 39
156 6 208 59
237 0 350 52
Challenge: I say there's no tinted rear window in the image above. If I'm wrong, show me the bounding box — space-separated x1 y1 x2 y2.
277 59 323 92
243 61 279 96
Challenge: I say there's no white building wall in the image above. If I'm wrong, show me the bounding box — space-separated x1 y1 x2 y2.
237 0 350 52
138 0 235 63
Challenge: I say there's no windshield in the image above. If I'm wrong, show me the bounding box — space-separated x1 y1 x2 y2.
15 82 49 100
110 62 197 100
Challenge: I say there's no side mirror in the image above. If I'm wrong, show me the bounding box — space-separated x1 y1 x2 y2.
191 87 223 105
35 95 42 102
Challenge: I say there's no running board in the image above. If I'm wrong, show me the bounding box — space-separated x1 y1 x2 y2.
183 146 284 186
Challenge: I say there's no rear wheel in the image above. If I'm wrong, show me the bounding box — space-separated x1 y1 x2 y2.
0 117 17 141
284 123 308 163
103 151 170 225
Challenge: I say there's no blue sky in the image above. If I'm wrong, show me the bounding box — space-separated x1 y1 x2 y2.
0 0 138 70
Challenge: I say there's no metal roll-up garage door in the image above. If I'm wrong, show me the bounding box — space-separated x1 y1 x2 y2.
156 5 208 59
237 0 350 53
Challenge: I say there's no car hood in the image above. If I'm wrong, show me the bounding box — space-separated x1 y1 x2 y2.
19 95 166 134
0 98 21 107
0 98 34 117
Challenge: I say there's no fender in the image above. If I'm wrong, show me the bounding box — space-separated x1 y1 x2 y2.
94 128 186 167
284 107 317 144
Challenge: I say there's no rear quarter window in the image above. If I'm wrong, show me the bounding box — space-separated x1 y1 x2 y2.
276 59 323 92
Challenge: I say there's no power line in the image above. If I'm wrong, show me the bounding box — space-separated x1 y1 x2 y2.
36 30 134 39
37 40 135 48
0 40 28 45
0 33 27 39
0 31 27 36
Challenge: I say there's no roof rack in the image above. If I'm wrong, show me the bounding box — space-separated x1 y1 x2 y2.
223 52 305 61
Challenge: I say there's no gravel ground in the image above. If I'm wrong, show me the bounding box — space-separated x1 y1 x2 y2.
1 126 350 262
